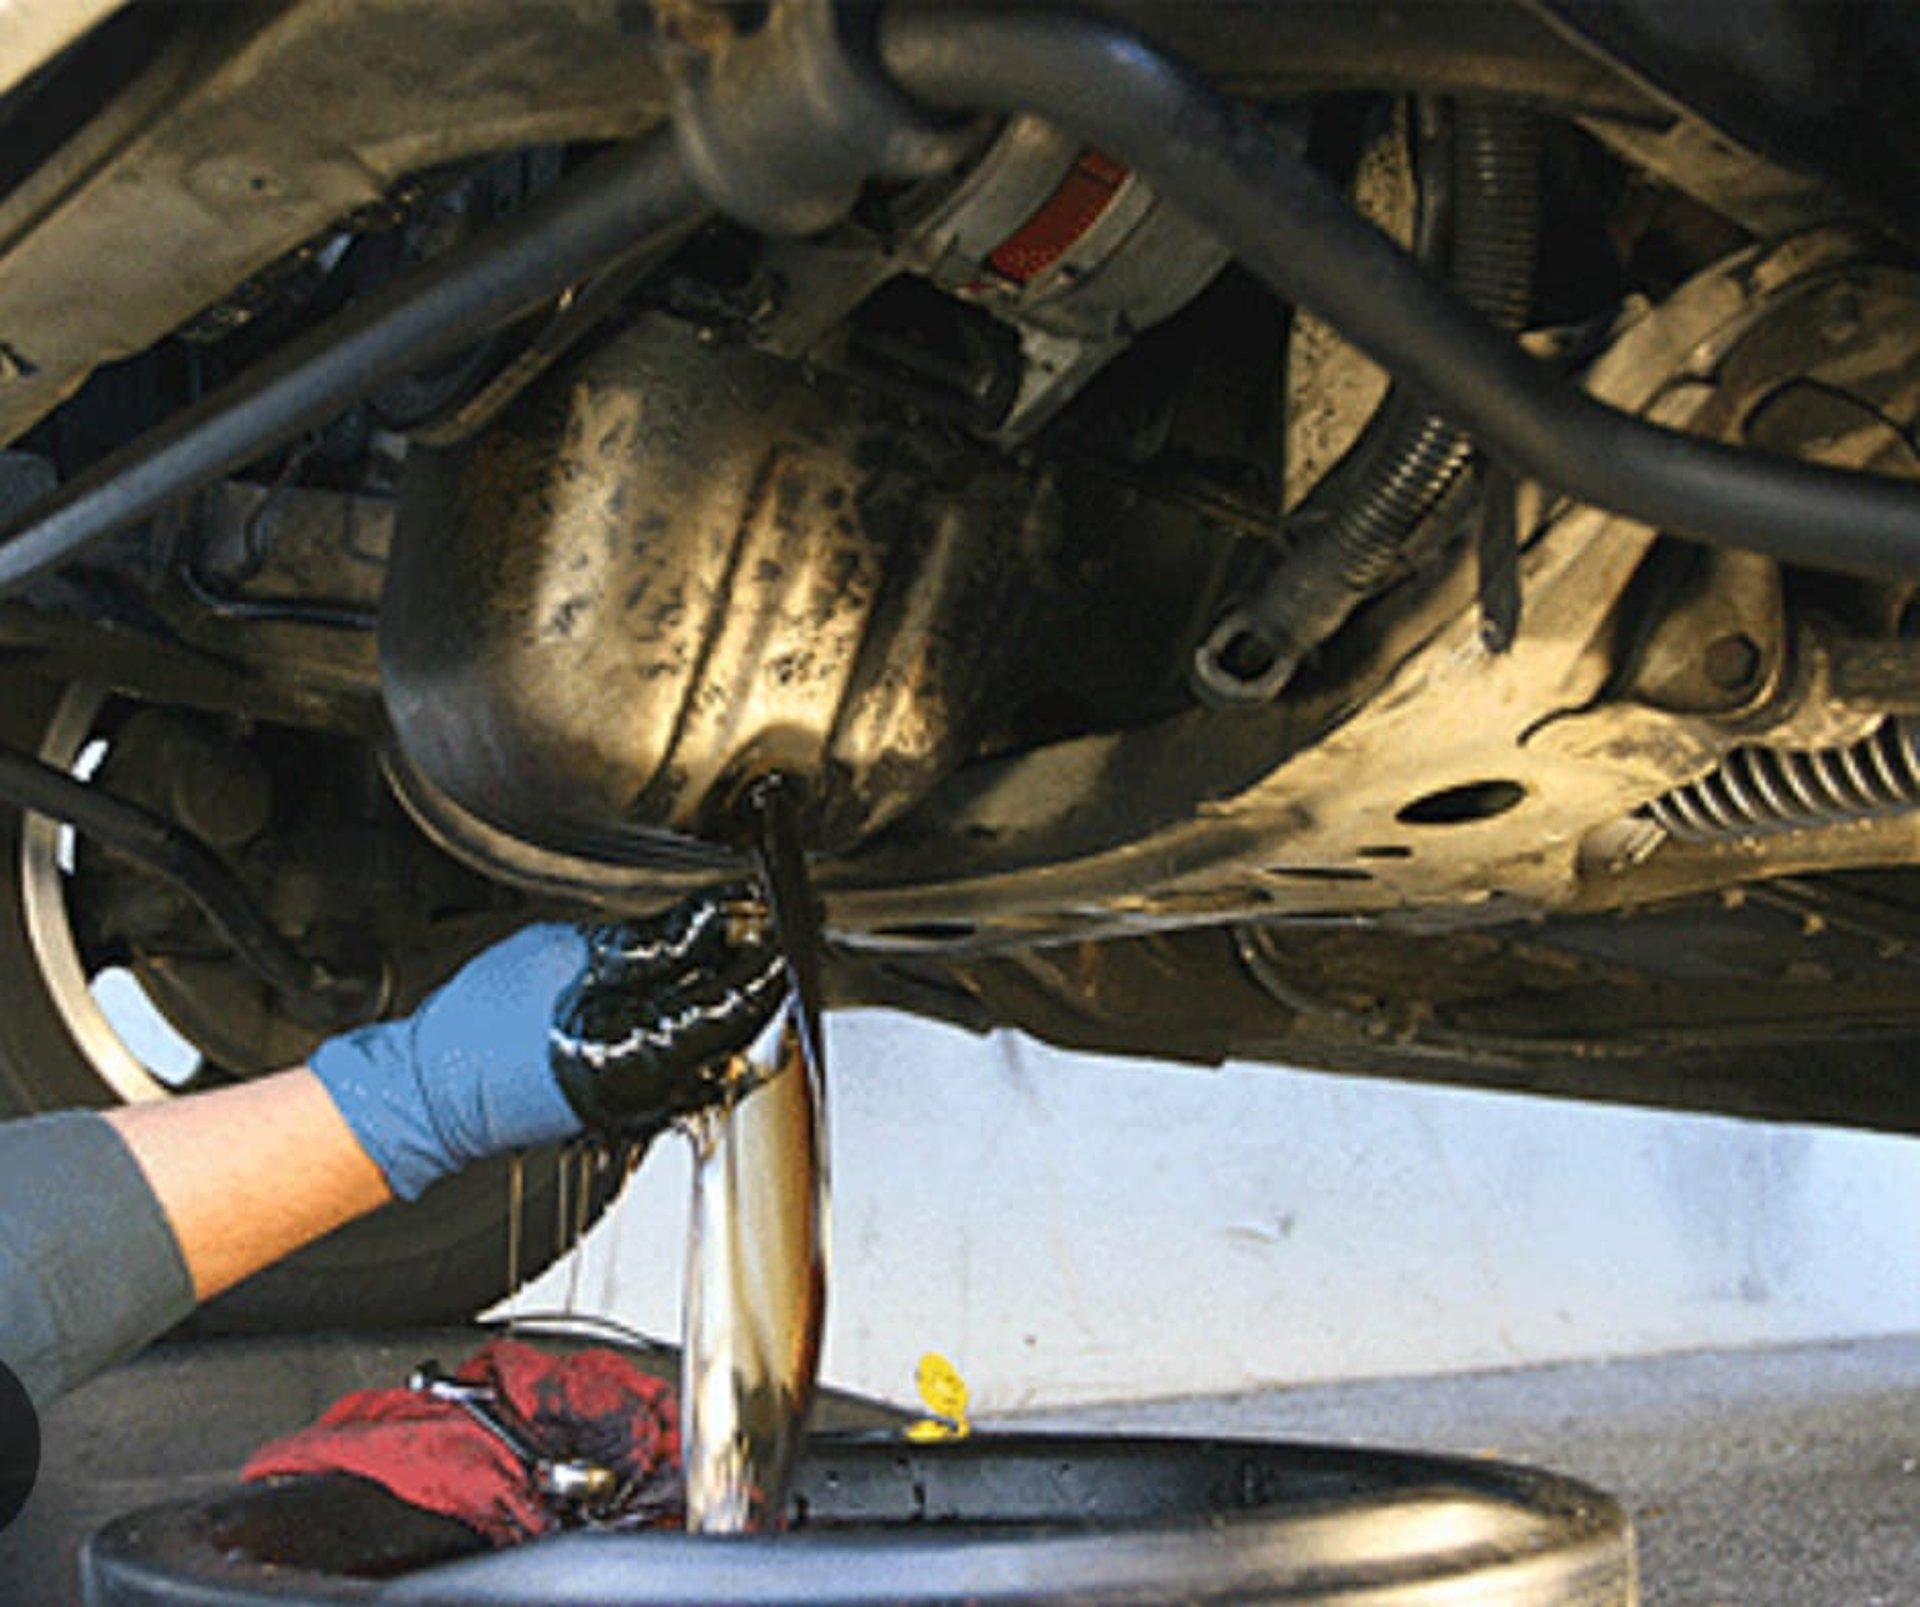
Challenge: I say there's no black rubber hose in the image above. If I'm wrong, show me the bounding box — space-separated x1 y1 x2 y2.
1196 102 1541 701
0 133 706 597
0 742 380 1024
878 9 1920 583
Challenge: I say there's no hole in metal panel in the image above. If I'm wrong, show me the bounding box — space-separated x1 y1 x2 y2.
1395 779 1526 826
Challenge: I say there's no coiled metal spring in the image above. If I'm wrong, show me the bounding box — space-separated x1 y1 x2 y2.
1646 717 1920 842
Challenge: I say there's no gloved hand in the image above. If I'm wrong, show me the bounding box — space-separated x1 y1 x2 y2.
311 924 589 1201
549 891 788 1140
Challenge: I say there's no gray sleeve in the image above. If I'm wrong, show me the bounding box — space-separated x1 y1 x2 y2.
0 1110 194 1409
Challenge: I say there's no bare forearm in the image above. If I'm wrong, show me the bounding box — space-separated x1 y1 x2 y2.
104 1068 392 1302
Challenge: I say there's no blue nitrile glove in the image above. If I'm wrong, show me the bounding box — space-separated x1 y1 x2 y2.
311 923 589 1200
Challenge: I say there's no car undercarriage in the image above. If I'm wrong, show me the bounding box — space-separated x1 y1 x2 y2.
4 2 1920 1597
1 0 1918 1347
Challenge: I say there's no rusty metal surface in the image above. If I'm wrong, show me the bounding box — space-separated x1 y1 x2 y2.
0 0 669 447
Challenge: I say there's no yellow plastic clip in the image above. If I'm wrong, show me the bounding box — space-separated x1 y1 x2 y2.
905 1351 972 1441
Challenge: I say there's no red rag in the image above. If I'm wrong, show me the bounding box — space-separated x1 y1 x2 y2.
242 1337 683 1546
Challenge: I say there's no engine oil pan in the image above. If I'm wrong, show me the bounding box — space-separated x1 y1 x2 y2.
381 315 1054 861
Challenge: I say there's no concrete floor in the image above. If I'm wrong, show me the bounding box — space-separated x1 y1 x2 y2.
1002 1333 1920 1606
3 1331 1914 1603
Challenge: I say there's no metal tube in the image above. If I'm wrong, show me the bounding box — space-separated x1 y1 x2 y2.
0 133 706 596
0 741 379 1023
879 8 1920 582
680 988 828 1534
